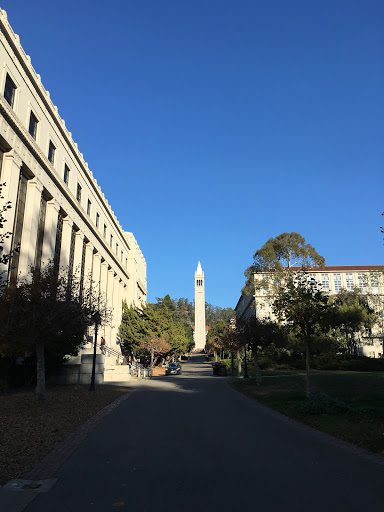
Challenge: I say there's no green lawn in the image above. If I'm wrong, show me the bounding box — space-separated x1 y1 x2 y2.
230 371 384 454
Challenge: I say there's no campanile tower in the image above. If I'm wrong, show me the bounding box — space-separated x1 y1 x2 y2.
194 261 206 350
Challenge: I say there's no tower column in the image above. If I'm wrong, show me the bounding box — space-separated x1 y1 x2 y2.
194 261 206 351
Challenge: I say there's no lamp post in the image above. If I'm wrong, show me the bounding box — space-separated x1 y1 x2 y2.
89 312 101 392
150 339 154 379
243 343 249 379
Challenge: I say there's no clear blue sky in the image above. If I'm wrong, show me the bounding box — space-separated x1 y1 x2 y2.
2 0 383 308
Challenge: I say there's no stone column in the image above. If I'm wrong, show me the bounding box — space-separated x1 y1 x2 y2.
111 274 121 351
41 199 60 268
92 252 101 298
83 241 94 294
106 268 115 349
99 260 109 339
16 177 44 278
0 151 22 278
117 279 125 343
59 217 74 270
72 230 84 280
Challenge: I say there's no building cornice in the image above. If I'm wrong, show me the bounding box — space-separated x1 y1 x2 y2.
0 9 129 253
0 100 129 281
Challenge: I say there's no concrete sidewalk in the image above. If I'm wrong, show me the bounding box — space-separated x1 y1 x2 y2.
2 354 384 511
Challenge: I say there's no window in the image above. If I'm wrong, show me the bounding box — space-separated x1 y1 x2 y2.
116 243 118 255
87 199 91 216
321 273 330 292
28 111 38 139
48 140 55 164
346 273 354 290
9 173 28 282
64 164 70 185
110 234 113 247
358 273 367 293
333 274 342 293
53 212 64 272
121 250 123 262
76 183 82 202
4 74 16 107
309 273 317 291
261 276 269 296
96 212 100 228
371 274 379 294
125 257 128 268
103 224 107 238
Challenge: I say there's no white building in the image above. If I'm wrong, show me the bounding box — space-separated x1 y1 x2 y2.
0 10 146 377
236 266 384 358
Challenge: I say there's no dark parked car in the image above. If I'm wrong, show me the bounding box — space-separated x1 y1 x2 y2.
166 362 182 375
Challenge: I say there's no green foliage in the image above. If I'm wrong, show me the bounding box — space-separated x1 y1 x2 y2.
330 288 377 356
205 303 235 326
297 393 352 415
118 296 194 364
273 271 335 350
0 182 15 268
0 262 110 400
243 232 325 293
0 378 7 394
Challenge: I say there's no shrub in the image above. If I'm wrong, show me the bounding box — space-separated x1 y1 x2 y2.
0 378 7 394
297 393 353 415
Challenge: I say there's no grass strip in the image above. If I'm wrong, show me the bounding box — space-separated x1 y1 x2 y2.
230 371 384 454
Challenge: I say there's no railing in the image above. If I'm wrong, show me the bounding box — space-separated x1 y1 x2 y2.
96 343 126 365
96 343 150 378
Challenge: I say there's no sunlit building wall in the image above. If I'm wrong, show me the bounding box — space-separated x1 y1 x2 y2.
0 9 147 355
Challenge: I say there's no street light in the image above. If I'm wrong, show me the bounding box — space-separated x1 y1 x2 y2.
243 343 249 379
89 312 101 392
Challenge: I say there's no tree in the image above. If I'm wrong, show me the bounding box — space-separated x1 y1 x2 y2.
221 326 243 375
206 320 228 361
237 316 287 383
205 303 235 327
272 270 334 397
243 232 325 293
331 288 376 356
0 182 14 268
0 263 109 402
118 297 194 365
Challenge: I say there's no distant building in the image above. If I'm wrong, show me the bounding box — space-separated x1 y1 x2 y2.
235 266 384 358
0 10 146 379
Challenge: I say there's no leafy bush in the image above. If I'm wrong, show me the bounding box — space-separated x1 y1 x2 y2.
297 393 353 415
0 378 7 394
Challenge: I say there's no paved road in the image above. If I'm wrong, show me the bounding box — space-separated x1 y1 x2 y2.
22 355 384 510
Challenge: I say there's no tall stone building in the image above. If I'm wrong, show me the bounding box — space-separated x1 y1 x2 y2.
0 10 146 379
194 261 206 350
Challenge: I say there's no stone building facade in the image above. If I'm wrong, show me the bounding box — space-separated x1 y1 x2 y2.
0 10 146 369
236 266 384 358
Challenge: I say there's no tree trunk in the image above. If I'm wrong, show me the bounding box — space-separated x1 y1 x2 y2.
305 344 311 398
35 342 46 403
214 350 218 362
236 350 242 376
230 351 234 374
252 348 262 384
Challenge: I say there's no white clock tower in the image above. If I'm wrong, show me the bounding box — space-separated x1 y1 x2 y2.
194 261 206 350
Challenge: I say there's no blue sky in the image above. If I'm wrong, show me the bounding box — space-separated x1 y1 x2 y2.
2 0 383 308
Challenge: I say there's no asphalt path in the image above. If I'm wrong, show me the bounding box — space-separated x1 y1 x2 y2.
24 354 384 511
